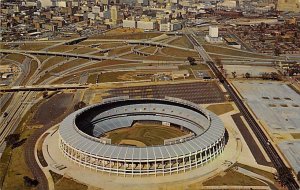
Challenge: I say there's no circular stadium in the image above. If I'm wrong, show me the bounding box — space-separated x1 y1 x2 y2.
58 96 226 176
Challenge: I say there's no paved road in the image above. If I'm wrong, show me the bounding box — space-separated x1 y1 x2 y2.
24 125 50 190
232 113 271 166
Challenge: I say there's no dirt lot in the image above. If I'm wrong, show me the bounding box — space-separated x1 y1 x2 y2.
29 93 74 126
105 123 188 146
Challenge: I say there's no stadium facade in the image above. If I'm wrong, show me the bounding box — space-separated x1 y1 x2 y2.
58 97 226 176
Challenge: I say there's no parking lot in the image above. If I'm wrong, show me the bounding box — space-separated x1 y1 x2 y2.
105 82 226 104
233 81 300 133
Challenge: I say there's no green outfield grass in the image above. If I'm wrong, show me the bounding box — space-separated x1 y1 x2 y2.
105 123 189 146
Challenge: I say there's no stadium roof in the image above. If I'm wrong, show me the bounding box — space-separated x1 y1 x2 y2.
59 97 225 160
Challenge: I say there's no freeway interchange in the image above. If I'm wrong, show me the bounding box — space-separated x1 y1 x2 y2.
0 32 299 190
185 31 299 190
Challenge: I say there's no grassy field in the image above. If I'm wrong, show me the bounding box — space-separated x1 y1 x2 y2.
99 42 126 49
91 30 162 40
161 47 198 58
5 54 26 63
121 53 150 60
108 46 132 56
203 169 266 186
237 163 275 183
21 60 38 85
291 133 300 139
202 44 274 59
97 71 154 83
169 36 194 49
54 177 88 190
75 60 128 72
42 57 67 70
69 47 97 54
87 73 99 84
105 123 188 146
139 46 157 54
0 44 10 49
1 128 36 190
48 45 76 52
51 58 88 73
178 64 209 71
18 43 57 51
51 75 79 84
206 103 234 115
36 55 50 63
146 54 187 61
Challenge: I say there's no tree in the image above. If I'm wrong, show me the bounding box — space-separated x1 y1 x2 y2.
245 72 251 79
5 134 20 146
231 71 237 78
74 101 87 111
187 57 196 65
42 91 48 98
274 46 281 56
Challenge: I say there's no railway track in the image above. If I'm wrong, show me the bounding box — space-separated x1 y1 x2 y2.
186 32 299 190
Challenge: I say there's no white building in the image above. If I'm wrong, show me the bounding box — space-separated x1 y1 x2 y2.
159 22 182 31
137 0 149 5
88 13 96 20
205 25 223 43
39 0 52 7
92 6 101 14
209 26 218 38
218 0 237 8
137 20 157 30
123 19 136 28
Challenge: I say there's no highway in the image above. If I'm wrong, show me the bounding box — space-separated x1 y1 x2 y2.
185 31 300 190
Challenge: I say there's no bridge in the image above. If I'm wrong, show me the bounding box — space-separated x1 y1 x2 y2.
0 84 88 92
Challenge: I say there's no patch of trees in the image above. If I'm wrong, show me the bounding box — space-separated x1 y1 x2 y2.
23 176 39 187
5 134 27 149
261 72 280 80
187 57 196 66
42 91 48 98
5 134 20 146
74 101 87 111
